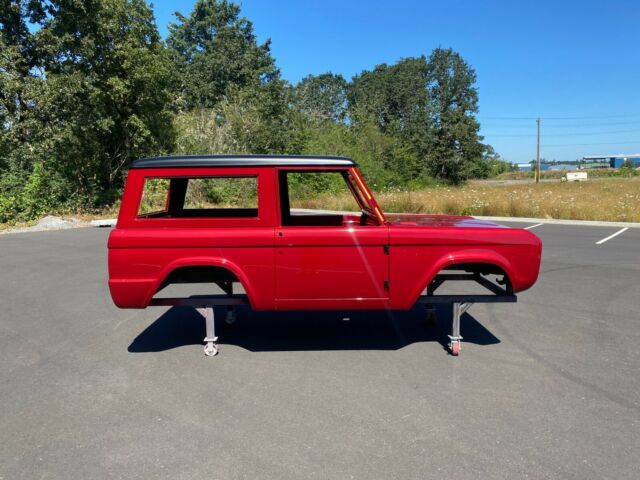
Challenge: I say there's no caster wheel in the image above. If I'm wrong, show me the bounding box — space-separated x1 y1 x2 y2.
225 311 237 325
450 341 460 356
204 342 219 356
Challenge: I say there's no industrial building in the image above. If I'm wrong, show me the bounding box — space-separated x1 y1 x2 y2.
548 164 577 171
582 154 640 168
516 163 550 172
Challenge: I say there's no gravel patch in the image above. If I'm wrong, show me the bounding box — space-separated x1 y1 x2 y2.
0 215 91 235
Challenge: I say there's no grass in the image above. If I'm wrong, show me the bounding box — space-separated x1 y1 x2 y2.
497 167 639 181
295 177 640 222
2 177 639 231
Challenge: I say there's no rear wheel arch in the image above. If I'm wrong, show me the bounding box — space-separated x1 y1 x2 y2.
147 258 255 307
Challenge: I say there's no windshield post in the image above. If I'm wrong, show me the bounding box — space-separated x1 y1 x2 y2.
349 167 386 224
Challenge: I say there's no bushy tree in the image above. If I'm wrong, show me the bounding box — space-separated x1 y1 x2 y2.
175 81 291 156
482 147 515 177
31 0 173 205
425 48 486 183
293 72 347 123
347 57 432 180
621 158 635 169
167 0 279 110
1 0 498 224
0 1 45 169
1 2 68 221
348 57 430 138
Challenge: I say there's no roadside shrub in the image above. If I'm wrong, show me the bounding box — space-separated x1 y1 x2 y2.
0 162 80 224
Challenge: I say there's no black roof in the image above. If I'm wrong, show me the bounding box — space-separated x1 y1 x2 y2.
131 154 356 169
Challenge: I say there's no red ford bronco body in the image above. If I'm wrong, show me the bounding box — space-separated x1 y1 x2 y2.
108 155 541 355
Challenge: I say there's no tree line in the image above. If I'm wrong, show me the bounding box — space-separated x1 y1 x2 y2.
0 0 506 223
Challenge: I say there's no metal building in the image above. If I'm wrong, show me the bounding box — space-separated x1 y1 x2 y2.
516 163 550 172
582 154 640 168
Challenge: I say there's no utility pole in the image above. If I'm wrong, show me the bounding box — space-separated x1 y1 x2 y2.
536 117 541 183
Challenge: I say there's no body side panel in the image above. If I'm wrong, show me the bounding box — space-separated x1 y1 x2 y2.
273 167 390 304
109 167 278 309
274 240 389 302
388 225 541 309
108 229 276 309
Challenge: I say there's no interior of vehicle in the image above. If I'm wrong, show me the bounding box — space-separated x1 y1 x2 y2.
137 176 259 218
278 170 378 227
136 170 379 225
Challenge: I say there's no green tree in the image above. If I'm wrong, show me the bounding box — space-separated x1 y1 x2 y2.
175 81 291 156
31 0 175 204
425 48 486 183
621 158 635 169
347 57 431 180
482 147 514 177
0 1 45 67
348 57 430 137
1 2 66 221
293 72 347 123
167 0 279 110
0 1 45 168
1 0 175 222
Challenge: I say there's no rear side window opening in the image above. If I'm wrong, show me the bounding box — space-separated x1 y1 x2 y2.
137 176 258 218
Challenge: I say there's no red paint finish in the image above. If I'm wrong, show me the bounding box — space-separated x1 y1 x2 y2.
108 161 542 311
275 225 389 306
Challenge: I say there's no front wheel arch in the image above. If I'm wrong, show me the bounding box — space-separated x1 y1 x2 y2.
405 254 515 309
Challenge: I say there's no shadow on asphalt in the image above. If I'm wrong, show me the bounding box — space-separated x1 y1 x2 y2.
128 304 500 354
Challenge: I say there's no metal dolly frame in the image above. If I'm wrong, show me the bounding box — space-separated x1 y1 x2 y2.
417 272 516 355
149 272 515 357
150 295 248 356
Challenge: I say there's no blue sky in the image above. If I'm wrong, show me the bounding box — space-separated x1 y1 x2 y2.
152 0 640 163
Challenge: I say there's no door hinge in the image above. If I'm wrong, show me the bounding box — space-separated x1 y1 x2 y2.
384 280 390 291
383 245 390 255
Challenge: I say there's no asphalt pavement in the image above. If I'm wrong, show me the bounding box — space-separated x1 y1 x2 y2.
1 223 639 479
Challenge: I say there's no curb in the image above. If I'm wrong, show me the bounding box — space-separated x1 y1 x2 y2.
473 216 640 229
4 214 638 235
295 210 640 229
90 219 117 227
87 214 638 229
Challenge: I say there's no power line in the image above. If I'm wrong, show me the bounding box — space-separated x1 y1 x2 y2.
477 114 640 158
482 120 640 128
542 140 640 147
478 114 640 120
485 128 640 137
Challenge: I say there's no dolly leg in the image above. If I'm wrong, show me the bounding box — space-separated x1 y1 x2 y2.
196 306 218 356
448 302 472 356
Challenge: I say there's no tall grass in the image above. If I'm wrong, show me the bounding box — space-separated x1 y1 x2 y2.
295 178 640 222
497 168 639 181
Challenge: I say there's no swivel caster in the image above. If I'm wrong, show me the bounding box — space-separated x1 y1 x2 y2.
225 309 237 325
204 340 219 356
449 340 460 356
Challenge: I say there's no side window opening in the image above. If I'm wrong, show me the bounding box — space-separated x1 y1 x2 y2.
279 170 371 227
137 176 258 218
138 178 170 217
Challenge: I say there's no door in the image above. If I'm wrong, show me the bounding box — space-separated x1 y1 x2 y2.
274 169 389 308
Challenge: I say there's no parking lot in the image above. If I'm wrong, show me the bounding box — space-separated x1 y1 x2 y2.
1 222 639 479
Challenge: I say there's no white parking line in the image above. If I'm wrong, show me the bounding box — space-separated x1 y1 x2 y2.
525 223 544 230
595 227 629 245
